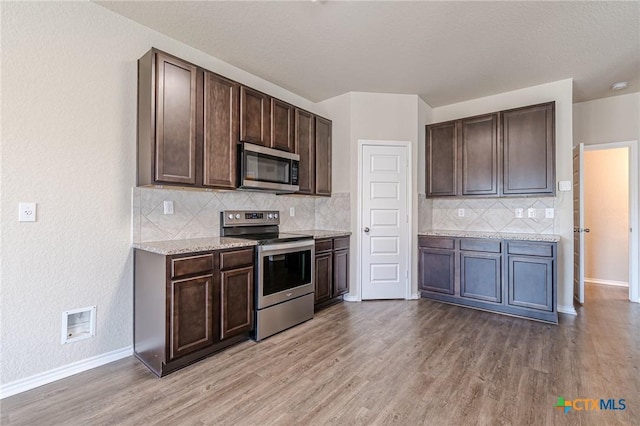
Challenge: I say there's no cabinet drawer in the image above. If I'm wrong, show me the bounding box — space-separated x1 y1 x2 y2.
460 239 501 253
507 242 554 257
315 239 333 253
333 236 350 250
418 236 455 250
171 254 214 279
219 248 254 271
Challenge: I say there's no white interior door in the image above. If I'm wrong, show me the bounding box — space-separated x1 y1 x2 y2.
361 144 409 299
573 143 585 304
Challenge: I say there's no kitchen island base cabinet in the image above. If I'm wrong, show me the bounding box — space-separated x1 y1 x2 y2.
314 236 349 310
134 247 254 377
418 236 557 323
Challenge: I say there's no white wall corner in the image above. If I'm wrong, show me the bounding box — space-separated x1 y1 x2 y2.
0 346 133 399
409 293 421 300
343 294 361 302
557 304 578 316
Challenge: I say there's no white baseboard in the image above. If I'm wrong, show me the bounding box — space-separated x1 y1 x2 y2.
0 346 133 399
343 294 361 302
584 277 629 287
558 304 578 316
408 293 420 300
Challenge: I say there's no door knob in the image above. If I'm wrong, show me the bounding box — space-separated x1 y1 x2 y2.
364 227 370 233
584 228 590 233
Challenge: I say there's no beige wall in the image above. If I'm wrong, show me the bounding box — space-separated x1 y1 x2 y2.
584 148 629 284
0 1 323 386
573 93 640 146
427 79 575 312
319 92 429 299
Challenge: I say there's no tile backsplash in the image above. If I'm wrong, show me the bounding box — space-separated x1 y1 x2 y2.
132 188 350 243
419 194 556 234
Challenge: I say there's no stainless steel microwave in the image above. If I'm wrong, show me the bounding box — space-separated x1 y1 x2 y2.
238 143 300 193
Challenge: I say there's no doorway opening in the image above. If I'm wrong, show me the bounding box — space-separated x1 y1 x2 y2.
575 140 639 305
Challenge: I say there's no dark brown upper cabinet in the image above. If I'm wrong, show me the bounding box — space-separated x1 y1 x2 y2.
138 50 198 186
138 48 334 195
139 49 238 190
271 98 295 152
425 102 554 198
295 109 315 195
239 86 271 147
202 72 239 189
502 102 555 195
461 113 499 196
426 121 457 196
315 116 332 196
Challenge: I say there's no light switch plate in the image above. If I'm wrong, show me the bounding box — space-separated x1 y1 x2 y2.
545 208 555 219
163 200 174 215
558 180 572 191
289 207 295 217
527 208 536 218
515 208 524 218
19 202 36 222
457 208 465 217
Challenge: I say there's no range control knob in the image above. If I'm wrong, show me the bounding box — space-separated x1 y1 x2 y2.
235 214 241 220
274 213 279 219
268 213 274 219
227 214 234 220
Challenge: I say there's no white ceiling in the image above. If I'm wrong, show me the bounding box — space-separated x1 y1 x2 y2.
95 1 640 107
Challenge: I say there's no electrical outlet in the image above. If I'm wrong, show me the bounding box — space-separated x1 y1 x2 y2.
289 207 295 217
163 200 174 215
545 208 555 219
19 202 37 222
527 208 536 218
515 208 524 218
457 208 465 217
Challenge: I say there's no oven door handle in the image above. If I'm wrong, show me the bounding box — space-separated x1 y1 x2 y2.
257 239 314 254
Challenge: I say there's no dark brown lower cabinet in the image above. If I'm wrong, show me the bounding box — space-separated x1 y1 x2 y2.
134 246 254 376
314 252 332 303
418 236 557 323
220 266 253 340
169 274 217 361
314 236 349 309
418 248 455 295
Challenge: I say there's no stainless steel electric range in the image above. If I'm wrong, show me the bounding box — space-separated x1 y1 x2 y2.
221 210 314 341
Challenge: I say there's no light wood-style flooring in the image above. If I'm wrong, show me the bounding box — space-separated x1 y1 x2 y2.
2 283 639 425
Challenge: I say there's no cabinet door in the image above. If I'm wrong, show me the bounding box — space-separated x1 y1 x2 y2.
295 109 315 194
460 252 501 303
240 86 271 147
333 248 349 296
220 266 254 340
418 248 455 294
169 274 217 360
507 256 553 311
155 53 197 185
461 114 498 196
203 72 239 189
426 121 458 196
502 102 555 195
315 252 333 303
271 98 295 152
315 116 332 196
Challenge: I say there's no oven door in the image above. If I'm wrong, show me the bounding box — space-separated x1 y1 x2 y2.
256 240 314 309
239 143 300 193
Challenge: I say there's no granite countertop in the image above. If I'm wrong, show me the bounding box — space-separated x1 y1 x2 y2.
293 229 352 239
419 230 561 243
133 237 257 255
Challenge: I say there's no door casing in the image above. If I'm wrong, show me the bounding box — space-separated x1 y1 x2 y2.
578 140 639 303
